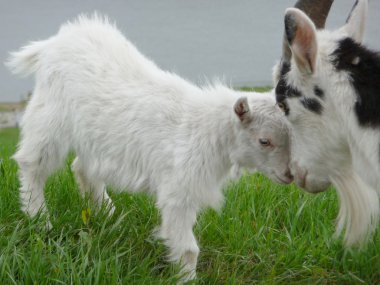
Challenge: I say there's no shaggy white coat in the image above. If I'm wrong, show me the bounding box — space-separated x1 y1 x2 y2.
7 15 291 280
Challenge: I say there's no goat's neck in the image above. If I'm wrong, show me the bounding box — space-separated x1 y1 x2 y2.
348 131 380 194
341 104 380 194
329 84 380 193
183 89 239 182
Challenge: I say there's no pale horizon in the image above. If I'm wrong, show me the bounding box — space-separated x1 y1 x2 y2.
1 0 379 102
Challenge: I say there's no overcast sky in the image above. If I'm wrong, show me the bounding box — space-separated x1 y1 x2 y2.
1 0 379 102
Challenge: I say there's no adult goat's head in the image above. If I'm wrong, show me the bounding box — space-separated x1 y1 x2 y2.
273 0 370 194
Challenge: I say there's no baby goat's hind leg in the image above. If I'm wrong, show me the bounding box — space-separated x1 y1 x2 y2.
14 132 67 220
71 157 115 215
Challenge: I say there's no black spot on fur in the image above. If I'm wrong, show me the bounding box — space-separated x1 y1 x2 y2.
332 38 380 127
280 61 291 77
275 78 302 100
314 86 324 99
275 61 302 116
300 98 323 115
275 62 302 99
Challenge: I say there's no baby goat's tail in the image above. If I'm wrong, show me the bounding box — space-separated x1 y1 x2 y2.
5 40 49 77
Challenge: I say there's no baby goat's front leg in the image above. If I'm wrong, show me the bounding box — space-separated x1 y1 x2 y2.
157 202 199 281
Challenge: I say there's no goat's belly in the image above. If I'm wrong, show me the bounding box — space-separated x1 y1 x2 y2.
89 157 151 193
108 168 150 194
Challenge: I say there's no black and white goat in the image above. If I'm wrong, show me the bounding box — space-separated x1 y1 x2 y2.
273 0 380 245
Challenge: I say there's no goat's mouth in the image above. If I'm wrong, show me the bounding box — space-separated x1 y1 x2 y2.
274 173 293 184
302 185 328 194
291 162 330 193
296 172 330 194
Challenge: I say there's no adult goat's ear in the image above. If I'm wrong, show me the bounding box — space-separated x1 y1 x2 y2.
340 0 368 43
234 97 251 124
281 0 333 65
284 8 318 75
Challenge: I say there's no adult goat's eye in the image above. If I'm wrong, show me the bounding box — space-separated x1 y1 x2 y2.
259 138 271 147
278 102 287 112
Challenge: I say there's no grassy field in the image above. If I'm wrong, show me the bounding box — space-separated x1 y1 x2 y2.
0 126 380 284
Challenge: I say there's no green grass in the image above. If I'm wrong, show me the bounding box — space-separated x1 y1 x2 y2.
1 128 380 284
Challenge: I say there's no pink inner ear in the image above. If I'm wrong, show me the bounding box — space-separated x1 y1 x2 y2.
235 101 245 117
234 98 251 123
235 103 249 122
290 12 318 74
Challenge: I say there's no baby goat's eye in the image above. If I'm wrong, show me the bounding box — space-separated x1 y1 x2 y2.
259 138 271 147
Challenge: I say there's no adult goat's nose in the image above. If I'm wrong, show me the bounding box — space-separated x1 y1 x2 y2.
285 169 294 182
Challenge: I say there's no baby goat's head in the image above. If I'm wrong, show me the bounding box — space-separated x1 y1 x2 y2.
231 93 293 184
273 0 369 193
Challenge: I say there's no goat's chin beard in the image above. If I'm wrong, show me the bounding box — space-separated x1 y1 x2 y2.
331 170 379 247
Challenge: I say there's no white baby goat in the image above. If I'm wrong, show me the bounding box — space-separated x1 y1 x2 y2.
274 0 380 246
7 15 292 280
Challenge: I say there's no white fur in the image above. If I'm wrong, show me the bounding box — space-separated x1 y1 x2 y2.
274 0 379 246
6 14 291 280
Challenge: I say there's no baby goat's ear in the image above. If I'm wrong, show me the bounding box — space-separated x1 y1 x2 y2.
234 97 251 124
341 0 368 43
284 8 318 75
